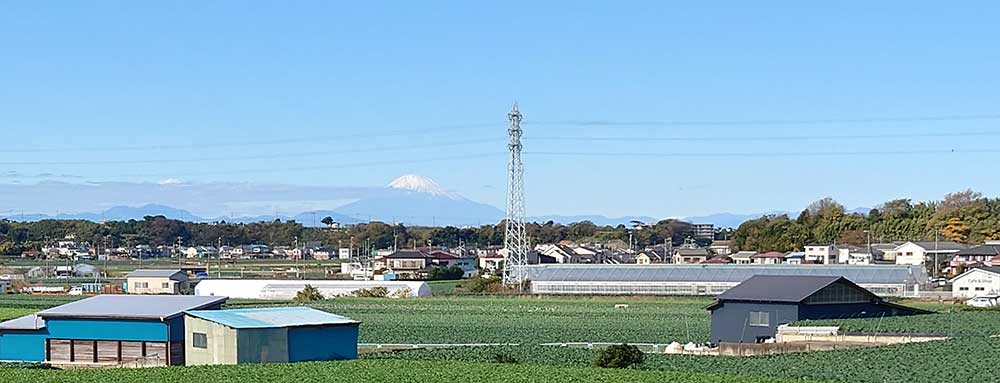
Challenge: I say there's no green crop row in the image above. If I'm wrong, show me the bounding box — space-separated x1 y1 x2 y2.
0 359 820 383
374 336 1000 383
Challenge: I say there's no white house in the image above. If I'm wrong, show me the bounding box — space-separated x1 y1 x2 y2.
730 251 756 265
894 241 967 266
535 244 578 264
950 267 1000 299
804 245 837 264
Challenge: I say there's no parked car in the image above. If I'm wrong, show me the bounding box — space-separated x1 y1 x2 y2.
966 295 999 308
67 286 84 295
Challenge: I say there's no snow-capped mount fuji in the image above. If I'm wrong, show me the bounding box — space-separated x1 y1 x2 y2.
386 174 461 199
334 175 505 226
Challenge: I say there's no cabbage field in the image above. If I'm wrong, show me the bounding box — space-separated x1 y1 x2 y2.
4 294 1000 382
0 359 816 383
230 296 714 344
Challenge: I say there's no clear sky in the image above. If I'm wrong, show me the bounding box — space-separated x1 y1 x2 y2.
2 2 999 218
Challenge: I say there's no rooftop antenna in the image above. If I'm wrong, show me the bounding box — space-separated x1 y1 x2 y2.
503 102 528 288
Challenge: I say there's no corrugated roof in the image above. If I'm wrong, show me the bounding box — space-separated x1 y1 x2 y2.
186 307 358 329
525 264 926 285
715 275 848 302
0 314 46 330
38 295 227 320
127 269 186 278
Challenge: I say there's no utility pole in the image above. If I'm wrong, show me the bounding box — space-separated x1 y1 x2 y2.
503 102 528 288
934 230 940 277
294 236 300 279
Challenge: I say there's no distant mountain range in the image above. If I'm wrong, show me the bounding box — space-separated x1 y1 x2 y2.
0 175 869 228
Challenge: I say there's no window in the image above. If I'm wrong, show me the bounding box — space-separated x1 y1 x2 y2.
959 287 969 291
134 282 148 288
975 287 986 291
193 333 208 349
162 282 170 289
749 311 770 327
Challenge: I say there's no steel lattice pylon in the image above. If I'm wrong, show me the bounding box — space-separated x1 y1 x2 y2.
503 102 528 288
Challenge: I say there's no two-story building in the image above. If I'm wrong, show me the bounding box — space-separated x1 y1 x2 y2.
127 269 190 295
894 241 967 266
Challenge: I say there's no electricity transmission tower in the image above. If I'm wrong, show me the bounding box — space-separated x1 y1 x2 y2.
503 102 528 288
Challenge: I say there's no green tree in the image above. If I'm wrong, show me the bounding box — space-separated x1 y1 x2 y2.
293 285 324 303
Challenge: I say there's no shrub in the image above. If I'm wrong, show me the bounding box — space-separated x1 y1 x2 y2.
491 352 518 364
293 284 324 303
593 344 645 369
352 286 390 298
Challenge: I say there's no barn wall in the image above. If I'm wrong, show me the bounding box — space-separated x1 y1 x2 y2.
0 330 48 361
710 302 799 344
287 324 359 362
45 318 168 342
185 316 237 366
237 328 288 364
798 302 921 320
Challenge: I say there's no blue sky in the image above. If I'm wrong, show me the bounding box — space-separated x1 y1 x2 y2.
1 2 999 218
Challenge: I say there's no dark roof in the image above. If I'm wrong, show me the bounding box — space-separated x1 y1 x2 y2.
127 269 186 279
676 248 710 256
715 275 868 303
37 295 228 321
384 250 431 259
909 241 968 251
752 251 786 258
956 245 1000 256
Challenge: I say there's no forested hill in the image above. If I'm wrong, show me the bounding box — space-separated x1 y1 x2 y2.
732 190 1000 253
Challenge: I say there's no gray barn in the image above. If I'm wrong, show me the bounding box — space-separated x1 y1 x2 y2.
707 275 929 344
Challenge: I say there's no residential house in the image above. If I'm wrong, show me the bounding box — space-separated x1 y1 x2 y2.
312 247 337 261
709 240 733 256
949 267 1000 299
126 269 190 295
751 252 786 265
894 241 968 266
804 244 838 264
183 246 217 259
635 247 669 265
673 248 710 264
730 251 756 265
784 252 806 265
950 244 1000 271
535 244 579 264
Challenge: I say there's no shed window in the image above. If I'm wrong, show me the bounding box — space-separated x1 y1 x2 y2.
749 311 770 327
193 333 208 349
162 282 170 289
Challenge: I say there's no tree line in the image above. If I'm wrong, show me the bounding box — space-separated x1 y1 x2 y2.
732 190 1000 253
0 215 702 256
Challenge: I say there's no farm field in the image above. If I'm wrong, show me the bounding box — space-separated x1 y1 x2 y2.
0 359 818 383
231 296 713 344
4 294 1000 382
370 336 1000 383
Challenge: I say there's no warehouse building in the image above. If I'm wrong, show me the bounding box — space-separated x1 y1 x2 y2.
526 264 927 297
184 307 359 365
0 295 226 365
195 279 431 299
707 275 929 344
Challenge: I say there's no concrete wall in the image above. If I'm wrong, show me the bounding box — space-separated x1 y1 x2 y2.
237 328 288 364
185 316 238 366
710 302 799 344
287 325 358 362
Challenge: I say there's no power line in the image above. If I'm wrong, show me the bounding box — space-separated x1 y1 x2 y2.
0 138 502 166
526 130 1000 143
0 122 501 153
525 113 1000 127
525 148 1000 158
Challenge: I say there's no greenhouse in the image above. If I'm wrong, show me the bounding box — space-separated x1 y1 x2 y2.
526 264 927 297
194 280 432 299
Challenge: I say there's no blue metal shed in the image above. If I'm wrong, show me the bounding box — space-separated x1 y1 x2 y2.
0 295 227 366
184 307 359 365
706 275 930 344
